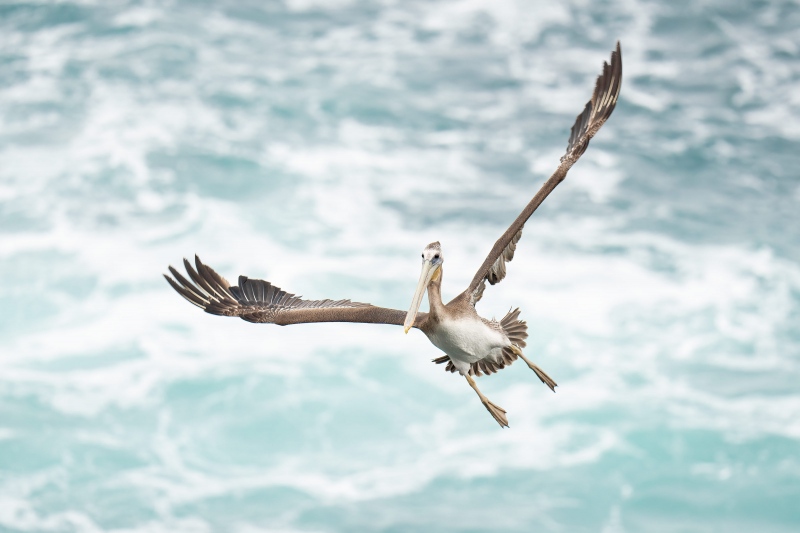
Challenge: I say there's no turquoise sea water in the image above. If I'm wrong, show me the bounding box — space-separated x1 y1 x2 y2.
1 1 799 531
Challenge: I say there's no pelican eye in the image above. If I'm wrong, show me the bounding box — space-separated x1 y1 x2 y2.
434 254 440 260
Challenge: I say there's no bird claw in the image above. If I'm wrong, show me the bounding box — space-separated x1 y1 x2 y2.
482 398 509 428
525 361 557 392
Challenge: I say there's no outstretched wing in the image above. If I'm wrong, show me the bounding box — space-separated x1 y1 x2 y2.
165 256 419 327
464 42 622 306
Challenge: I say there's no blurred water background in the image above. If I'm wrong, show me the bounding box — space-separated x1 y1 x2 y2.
1 0 799 531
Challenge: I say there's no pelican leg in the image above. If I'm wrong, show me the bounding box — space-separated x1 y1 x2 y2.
509 345 557 392
465 374 509 428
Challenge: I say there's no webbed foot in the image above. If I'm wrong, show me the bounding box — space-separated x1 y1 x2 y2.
509 345 557 392
481 398 509 428
466 374 510 428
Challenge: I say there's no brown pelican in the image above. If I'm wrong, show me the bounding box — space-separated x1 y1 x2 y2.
165 42 622 427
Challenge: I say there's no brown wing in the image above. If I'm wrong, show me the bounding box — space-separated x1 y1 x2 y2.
165 255 419 327
465 42 622 306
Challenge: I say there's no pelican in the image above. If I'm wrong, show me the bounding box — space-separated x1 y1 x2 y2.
165 42 622 427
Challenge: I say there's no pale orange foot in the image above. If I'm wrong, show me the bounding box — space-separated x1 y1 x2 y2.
510 345 558 392
481 397 509 428
466 374 510 428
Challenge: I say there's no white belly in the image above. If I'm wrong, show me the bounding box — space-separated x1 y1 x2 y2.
427 317 507 365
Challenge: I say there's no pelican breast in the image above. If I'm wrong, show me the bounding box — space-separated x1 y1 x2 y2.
425 315 508 365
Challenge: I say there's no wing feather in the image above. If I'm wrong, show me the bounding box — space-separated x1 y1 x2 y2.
164 271 206 309
165 256 418 327
465 42 622 306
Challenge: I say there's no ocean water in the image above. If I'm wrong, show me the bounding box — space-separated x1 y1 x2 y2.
1 0 799 531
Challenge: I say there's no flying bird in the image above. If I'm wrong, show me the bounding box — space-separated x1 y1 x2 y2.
165 42 622 427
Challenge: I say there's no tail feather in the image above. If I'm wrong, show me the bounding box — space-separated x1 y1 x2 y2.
500 307 528 348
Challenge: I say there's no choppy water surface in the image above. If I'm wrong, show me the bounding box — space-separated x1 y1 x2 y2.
1 1 799 531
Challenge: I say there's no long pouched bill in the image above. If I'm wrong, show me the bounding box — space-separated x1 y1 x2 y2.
404 260 438 333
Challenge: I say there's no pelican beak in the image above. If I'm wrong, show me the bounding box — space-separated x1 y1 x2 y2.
404 260 439 333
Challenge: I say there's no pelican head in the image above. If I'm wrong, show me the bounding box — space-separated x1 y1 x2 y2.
404 241 444 333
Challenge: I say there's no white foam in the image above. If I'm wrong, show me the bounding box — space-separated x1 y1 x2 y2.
1 0 799 527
